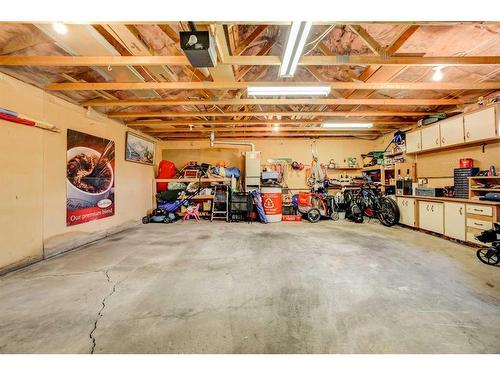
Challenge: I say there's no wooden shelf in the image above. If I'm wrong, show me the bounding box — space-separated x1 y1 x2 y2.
155 177 231 183
469 176 500 179
328 166 362 170
189 195 215 200
384 151 404 157
469 175 500 198
362 165 383 172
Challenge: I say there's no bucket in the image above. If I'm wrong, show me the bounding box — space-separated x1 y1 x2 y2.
261 186 283 223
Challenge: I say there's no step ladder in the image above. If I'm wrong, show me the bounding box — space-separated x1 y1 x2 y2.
211 184 229 222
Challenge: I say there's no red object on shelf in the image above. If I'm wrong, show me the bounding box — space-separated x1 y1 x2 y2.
156 160 177 192
459 158 473 168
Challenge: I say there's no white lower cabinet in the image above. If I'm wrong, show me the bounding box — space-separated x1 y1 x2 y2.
444 202 466 241
396 197 416 227
418 201 444 234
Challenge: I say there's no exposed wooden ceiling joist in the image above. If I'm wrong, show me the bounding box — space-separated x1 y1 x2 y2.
233 25 268 56
107 110 433 119
156 132 387 139
2 55 500 67
385 25 420 56
46 81 500 91
235 40 275 81
127 119 412 126
143 126 398 133
82 98 463 107
347 25 384 55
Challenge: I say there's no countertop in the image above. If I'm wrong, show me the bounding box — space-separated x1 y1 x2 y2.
395 195 500 206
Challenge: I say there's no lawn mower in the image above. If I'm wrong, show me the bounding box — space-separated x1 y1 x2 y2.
142 207 178 224
142 185 204 224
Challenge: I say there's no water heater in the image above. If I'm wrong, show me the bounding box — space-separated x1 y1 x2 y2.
245 151 261 192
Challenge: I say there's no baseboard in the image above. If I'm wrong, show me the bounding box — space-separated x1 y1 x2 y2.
0 220 140 277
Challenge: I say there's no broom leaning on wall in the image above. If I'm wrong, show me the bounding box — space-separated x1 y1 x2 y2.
0 107 60 132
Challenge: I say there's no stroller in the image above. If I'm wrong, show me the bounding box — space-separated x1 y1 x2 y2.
475 222 500 266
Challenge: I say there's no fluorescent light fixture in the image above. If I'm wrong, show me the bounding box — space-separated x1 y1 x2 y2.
52 22 68 35
279 21 312 77
322 123 373 129
247 86 331 97
432 66 444 81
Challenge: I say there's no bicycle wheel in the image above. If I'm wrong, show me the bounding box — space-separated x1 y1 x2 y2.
476 248 500 266
378 197 400 226
307 208 321 223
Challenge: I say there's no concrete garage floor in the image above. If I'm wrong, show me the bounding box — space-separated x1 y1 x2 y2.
0 220 499 354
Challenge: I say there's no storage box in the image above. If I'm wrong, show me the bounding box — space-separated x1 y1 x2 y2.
282 205 296 215
415 187 444 197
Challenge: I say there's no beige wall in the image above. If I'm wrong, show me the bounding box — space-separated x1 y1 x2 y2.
159 137 383 189
0 72 155 273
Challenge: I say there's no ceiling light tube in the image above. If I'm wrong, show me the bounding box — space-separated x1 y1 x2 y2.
322 123 373 129
247 86 331 97
432 65 444 81
52 22 68 35
279 21 312 77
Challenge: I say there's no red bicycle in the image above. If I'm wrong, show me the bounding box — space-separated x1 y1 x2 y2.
297 191 339 223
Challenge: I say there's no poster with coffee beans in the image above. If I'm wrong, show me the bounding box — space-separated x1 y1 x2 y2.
66 129 115 226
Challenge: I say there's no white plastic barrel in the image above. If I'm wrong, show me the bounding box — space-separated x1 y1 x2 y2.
261 186 283 223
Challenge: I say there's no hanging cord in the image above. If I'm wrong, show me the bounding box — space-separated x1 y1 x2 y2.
303 25 335 56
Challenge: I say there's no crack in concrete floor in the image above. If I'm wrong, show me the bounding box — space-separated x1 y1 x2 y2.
0 221 499 353
89 270 119 354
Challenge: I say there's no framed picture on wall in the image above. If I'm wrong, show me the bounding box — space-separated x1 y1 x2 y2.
125 132 155 166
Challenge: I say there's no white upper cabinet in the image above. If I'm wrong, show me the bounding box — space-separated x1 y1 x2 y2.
439 116 465 147
421 123 441 151
406 130 421 153
464 106 498 142
406 104 499 154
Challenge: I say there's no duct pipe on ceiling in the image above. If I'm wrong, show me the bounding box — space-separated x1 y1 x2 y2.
209 131 255 152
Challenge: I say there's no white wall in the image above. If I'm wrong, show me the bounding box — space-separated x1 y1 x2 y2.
0 72 155 273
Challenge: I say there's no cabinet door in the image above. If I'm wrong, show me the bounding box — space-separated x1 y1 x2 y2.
421 124 441 151
464 106 498 142
419 201 444 234
440 117 465 147
444 202 466 241
397 197 416 227
406 130 421 153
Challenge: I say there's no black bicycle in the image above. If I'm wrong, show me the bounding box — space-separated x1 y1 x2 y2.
475 223 500 266
345 183 400 226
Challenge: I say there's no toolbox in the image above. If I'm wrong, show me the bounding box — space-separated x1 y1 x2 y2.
454 168 479 199
415 187 445 197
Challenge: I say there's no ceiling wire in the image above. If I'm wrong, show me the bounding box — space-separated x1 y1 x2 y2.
303 25 335 56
